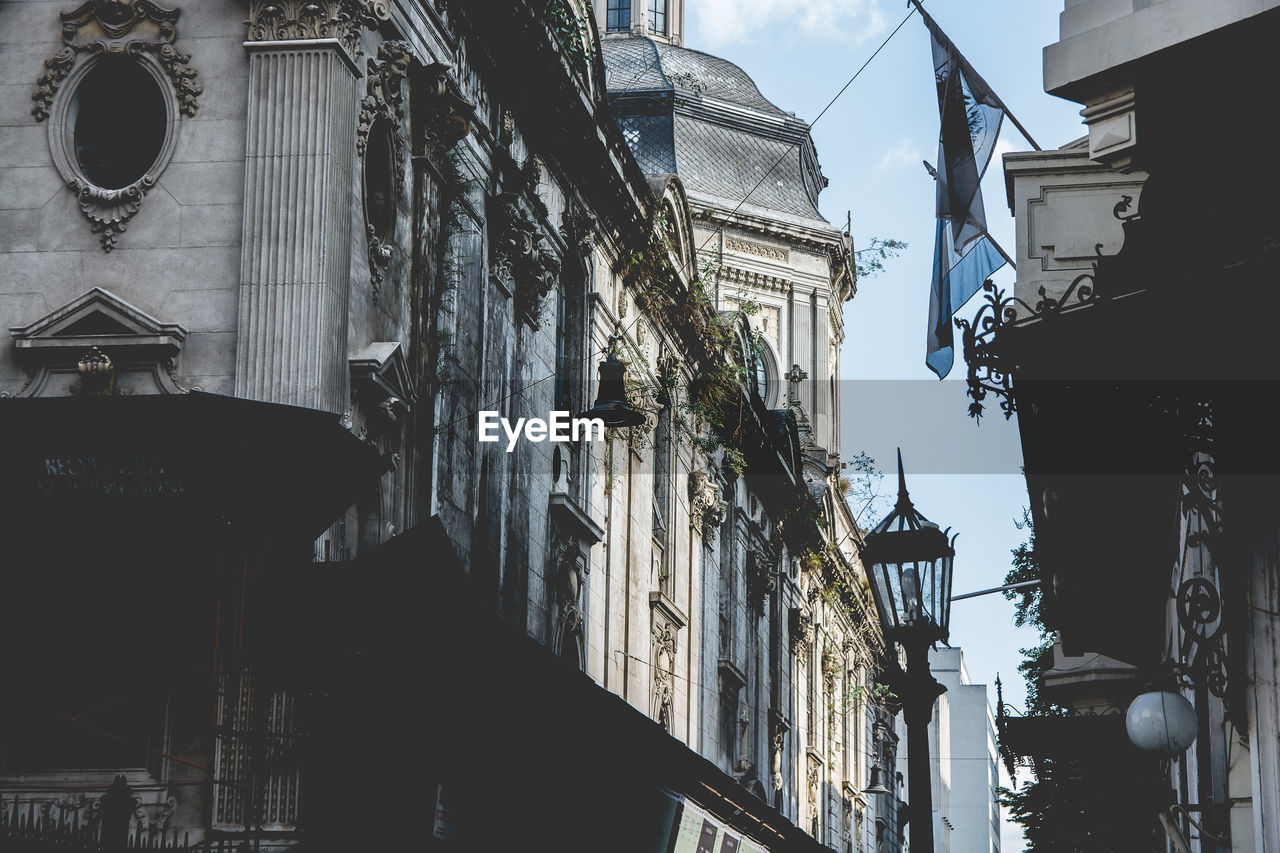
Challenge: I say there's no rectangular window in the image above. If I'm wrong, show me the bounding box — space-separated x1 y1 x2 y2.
607 0 630 31
648 0 666 34
555 286 570 413
806 646 816 748
653 407 673 597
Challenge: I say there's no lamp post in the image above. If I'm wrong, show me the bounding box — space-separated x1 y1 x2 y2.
860 451 957 853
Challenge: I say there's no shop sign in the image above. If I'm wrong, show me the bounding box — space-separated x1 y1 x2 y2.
665 796 767 853
36 455 185 498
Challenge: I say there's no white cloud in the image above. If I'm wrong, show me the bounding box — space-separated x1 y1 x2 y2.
878 136 923 172
991 137 1022 165
693 0 888 48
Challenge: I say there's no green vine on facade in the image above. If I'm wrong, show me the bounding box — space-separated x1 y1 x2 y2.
617 221 764 473
545 0 596 75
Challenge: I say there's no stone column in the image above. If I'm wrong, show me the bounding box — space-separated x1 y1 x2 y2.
236 2 383 412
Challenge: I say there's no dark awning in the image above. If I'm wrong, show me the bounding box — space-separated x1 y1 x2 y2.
0 391 387 546
247 519 830 853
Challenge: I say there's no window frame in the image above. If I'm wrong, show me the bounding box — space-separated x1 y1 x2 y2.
606 0 631 32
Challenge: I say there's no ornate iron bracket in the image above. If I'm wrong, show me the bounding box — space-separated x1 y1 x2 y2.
1172 577 1229 700
955 253 1107 420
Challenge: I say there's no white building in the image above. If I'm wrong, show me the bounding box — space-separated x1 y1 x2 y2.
896 647 1000 853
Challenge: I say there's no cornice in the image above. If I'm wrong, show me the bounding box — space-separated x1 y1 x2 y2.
719 264 791 294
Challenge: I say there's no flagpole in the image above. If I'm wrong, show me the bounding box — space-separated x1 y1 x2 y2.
908 0 1043 151
983 229 1017 271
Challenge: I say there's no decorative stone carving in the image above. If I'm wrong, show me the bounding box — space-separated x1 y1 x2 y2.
31 0 200 250
561 200 597 258
70 177 157 252
357 40 411 157
746 547 777 615
807 756 821 820
735 702 753 775
357 40 413 301
246 0 389 59
348 341 414 446
415 62 476 163
70 347 128 396
32 0 201 121
688 469 727 530
652 621 677 732
498 108 515 148
487 187 561 323
790 606 813 658
769 708 789 792
548 488 602 666
785 363 807 406
9 287 190 397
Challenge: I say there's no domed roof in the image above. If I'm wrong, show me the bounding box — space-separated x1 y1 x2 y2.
601 35 832 228
601 35 789 117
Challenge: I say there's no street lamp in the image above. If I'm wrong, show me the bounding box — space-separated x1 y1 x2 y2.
579 335 647 428
860 451 957 853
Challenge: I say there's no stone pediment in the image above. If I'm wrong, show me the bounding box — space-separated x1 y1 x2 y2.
349 342 414 412
8 288 189 397
12 287 188 352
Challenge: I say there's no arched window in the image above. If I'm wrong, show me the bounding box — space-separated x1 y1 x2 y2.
751 338 780 407
607 0 630 31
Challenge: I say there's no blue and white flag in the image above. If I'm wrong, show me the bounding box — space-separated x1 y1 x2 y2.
921 8 1008 378
926 218 1005 379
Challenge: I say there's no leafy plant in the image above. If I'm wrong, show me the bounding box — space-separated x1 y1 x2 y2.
842 451 889 529
996 511 1159 852
545 0 596 74
854 237 907 280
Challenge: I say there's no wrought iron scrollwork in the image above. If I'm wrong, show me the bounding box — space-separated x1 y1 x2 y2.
956 253 1106 419
1174 576 1230 701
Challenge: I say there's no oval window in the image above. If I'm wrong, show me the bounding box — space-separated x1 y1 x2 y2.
72 56 167 190
364 120 396 242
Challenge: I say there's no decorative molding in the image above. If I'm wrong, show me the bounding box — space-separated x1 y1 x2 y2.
414 61 476 164
651 619 678 732
790 606 813 658
357 40 411 157
720 264 791 293
769 708 790 792
561 199 598 258
70 175 158 252
725 235 789 263
246 0 389 60
32 1 198 250
357 40 412 301
688 469 727 530
746 547 777 615
487 186 560 324
9 287 190 397
348 341 413 445
32 0 201 122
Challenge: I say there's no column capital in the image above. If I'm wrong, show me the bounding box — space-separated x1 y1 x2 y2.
246 0 389 61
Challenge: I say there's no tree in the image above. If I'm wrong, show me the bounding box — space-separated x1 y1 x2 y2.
998 511 1163 852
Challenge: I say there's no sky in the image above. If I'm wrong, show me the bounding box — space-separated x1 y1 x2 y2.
682 2 1088 849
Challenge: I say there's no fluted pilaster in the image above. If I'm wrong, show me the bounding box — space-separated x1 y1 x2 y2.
236 39 359 413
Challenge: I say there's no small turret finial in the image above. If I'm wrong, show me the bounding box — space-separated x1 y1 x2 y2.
895 448 914 512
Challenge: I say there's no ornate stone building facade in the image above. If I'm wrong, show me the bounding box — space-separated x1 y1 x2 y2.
0 2 893 851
